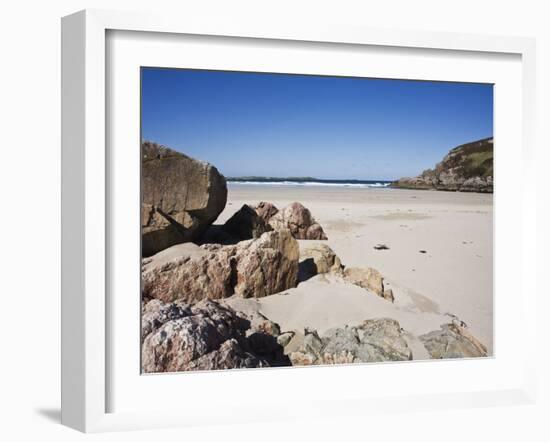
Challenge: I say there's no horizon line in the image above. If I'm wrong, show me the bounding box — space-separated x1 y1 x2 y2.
226 176 395 182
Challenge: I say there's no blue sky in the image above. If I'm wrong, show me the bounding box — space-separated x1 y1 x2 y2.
141 68 493 180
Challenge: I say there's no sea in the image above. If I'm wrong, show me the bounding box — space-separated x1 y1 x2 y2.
227 178 392 188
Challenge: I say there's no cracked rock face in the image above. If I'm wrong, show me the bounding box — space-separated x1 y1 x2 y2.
141 141 227 256
419 323 488 358
142 230 299 303
288 319 412 365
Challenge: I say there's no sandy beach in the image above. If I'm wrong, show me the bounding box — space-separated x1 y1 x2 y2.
220 184 493 356
139 74 495 371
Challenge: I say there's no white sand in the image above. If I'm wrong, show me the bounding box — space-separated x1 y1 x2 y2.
219 184 493 354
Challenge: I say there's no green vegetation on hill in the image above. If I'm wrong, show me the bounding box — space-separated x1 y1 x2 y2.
442 137 494 179
391 137 493 193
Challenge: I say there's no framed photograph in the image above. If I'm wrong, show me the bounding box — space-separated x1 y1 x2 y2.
61 9 537 432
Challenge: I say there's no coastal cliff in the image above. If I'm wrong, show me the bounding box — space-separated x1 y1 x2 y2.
391 137 493 193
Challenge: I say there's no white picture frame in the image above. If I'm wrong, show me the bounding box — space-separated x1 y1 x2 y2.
61 9 537 433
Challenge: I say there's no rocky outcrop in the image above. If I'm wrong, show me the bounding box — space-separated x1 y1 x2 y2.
217 201 327 242
298 243 342 281
268 202 328 240
288 319 412 365
298 245 394 302
223 204 272 240
217 298 291 365
182 338 265 371
231 229 300 299
142 243 229 303
419 322 488 358
142 230 299 303
343 267 394 302
141 299 271 372
391 137 493 193
141 298 192 342
141 141 227 256
253 201 279 223
141 298 486 372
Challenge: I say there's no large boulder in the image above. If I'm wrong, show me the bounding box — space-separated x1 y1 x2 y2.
419 322 488 358
141 299 269 372
142 230 299 303
223 204 272 240
231 229 300 299
268 202 328 240
288 319 412 365
141 298 292 372
141 141 227 256
142 242 230 303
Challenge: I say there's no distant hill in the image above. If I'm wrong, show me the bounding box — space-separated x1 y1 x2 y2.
391 137 493 193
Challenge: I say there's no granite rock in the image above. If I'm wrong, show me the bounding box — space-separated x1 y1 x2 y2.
141 141 227 256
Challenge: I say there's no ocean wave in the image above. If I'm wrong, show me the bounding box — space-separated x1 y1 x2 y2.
228 181 391 188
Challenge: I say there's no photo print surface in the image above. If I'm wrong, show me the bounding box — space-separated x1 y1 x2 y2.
140 68 493 373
